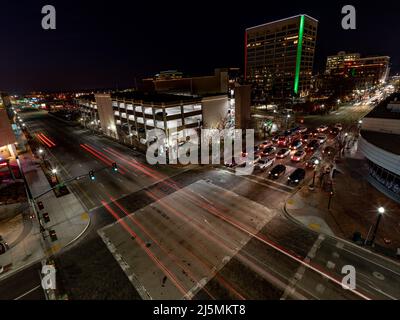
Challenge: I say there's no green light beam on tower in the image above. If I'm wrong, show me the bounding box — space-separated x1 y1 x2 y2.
294 15 305 95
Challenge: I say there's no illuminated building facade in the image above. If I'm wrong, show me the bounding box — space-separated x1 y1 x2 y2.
325 52 390 89
245 14 318 103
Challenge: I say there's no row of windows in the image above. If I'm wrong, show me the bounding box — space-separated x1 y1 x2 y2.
367 160 400 196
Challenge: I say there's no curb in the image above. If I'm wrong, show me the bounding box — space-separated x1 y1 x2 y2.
282 186 400 268
63 214 91 249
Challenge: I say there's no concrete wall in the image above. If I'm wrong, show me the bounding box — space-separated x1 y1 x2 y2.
234 85 252 129
362 118 400 135
95 94 118 139
359 136 400 176
144 69 229 95
202 95 230 129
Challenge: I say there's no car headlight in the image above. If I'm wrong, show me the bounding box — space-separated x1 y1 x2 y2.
295 180 299 183
275 174 278 176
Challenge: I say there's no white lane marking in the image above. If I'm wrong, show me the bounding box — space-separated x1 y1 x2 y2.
341 246 400 278
367 285 397 300
223 170 291 194
281 234 325 300
14 285 41 300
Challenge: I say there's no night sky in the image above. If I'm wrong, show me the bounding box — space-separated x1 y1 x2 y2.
1 0 399 93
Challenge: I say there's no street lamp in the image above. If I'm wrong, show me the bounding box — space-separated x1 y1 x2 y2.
369 207 385 246
286 114 291 129
328 191 334 210
51 168 58 175
310 159 320 189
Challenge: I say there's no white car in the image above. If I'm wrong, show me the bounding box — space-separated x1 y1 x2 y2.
276 148 291 159
317 125 329 133
334 123 343 131
317 135 327 144
256 157 275 170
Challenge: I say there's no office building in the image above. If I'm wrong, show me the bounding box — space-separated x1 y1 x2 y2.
245 14 318 102
359 93 400 203
325 52 360 74
0 93 17 160
325 52 390 89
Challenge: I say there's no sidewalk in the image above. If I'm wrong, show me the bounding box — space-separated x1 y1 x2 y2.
0 129 91 280
284 140 400 259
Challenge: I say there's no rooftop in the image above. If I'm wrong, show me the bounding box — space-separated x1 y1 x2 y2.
365 92 400 120
111 91 202 104
246 14 318 31
361 130 400 155
76 94 95 102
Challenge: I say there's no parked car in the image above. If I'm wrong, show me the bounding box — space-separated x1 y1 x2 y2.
224 155 246 168
298 126 308 133
277 136 289 147
271 135 280 143
256 157 275 171
259 140 273 149
291 150 306 162
268 164 286 179
276 148 291 159
290 139 303 150
261 146 276 156
306 140 320 152
317 135 327 144
317 125 329 133
329 127 340 136
288 168 306 185
301 134 311 143
334 123 343 131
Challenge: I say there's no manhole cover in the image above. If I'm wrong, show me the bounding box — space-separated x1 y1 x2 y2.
372 272 385 281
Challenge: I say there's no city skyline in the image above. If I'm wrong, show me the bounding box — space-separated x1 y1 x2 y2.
1 0 399 92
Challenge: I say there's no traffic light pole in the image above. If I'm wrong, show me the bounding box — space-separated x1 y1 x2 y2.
33 163 119 200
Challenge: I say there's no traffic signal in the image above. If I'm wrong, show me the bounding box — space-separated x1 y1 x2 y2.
42 212 50 223
89 170 95 181
37 201 44 210
112 162 118 172
49 230 58 242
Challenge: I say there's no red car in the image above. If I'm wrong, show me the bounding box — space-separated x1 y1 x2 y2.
277 136 288 147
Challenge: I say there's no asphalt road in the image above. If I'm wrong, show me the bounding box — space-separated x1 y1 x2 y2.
5 110 400 300
0 263 46 300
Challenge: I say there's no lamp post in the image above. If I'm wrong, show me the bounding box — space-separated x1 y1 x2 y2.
312 160 320 186
328 191 334 210
286 114 291 129
369 207 385 246
309 159 320 191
